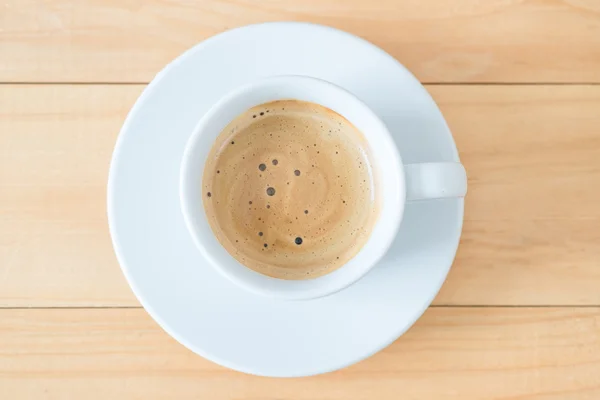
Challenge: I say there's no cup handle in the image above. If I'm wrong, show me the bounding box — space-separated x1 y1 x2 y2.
404 162 467 201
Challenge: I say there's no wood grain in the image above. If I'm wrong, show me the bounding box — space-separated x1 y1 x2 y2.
432 85 600 305
1 0 600 83
1 84 600 307
0 84 140 307
1 308 599 399
3 0 599 394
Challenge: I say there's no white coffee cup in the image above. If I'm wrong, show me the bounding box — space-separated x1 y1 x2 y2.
180 75 466 300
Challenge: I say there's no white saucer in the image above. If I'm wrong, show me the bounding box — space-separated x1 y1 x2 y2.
108 22 464 377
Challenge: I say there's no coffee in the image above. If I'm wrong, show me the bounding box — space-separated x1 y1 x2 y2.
202 100 379 280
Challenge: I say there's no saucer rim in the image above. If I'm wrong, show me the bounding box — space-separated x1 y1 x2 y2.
107 21 464 377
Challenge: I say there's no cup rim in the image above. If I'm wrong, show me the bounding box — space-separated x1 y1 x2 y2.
180 75 405 300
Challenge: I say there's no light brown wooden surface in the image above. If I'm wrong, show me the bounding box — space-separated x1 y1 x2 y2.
2 1 600 398
1 308 600 399
2 0 600 83
2 84 599 307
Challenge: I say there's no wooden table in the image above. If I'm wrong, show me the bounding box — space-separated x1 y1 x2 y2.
2 1 600 398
